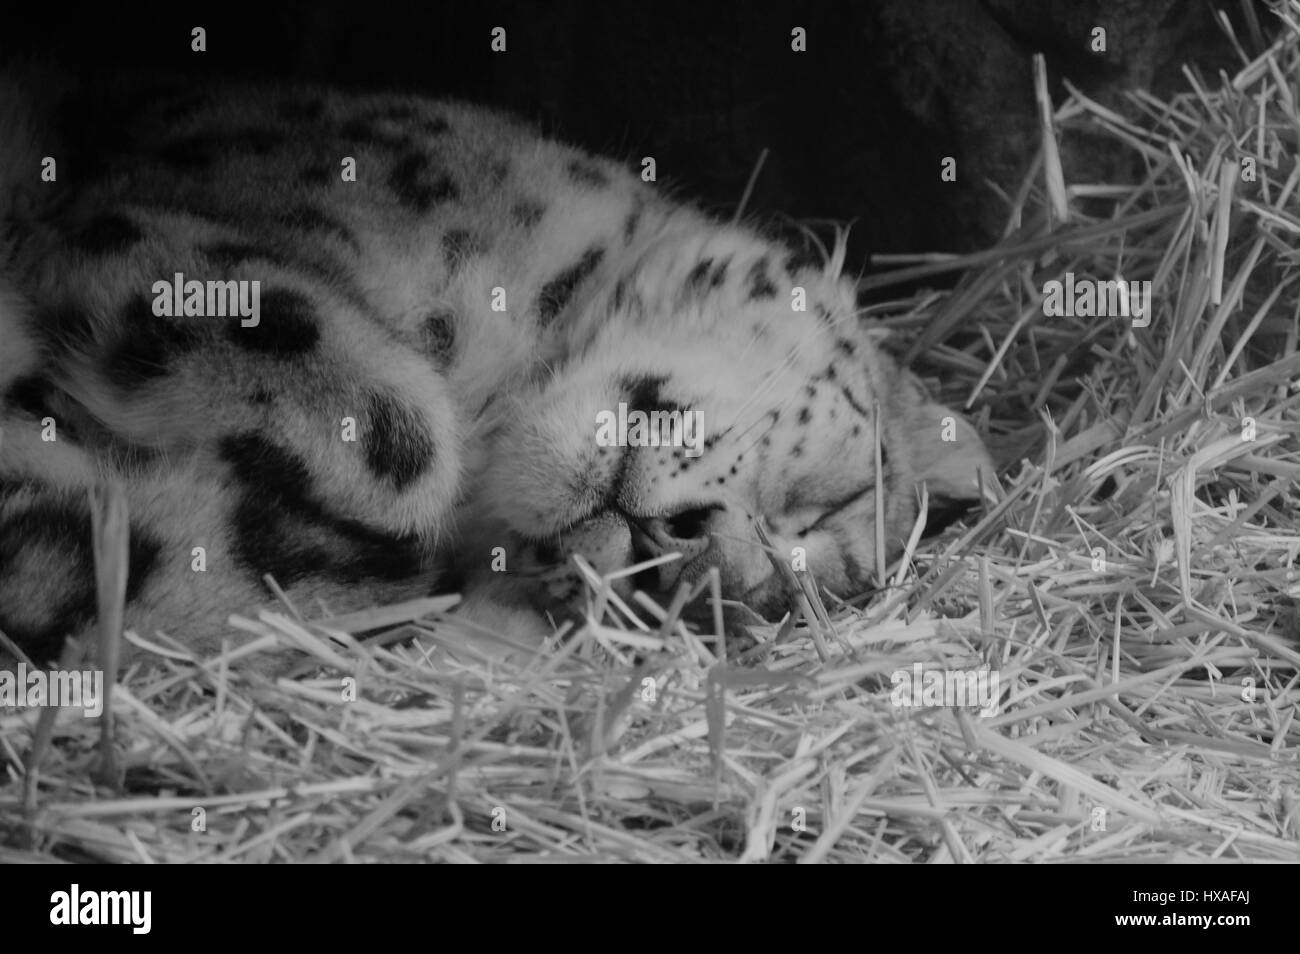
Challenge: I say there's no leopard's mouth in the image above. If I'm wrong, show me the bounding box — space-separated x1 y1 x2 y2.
512 516 801 628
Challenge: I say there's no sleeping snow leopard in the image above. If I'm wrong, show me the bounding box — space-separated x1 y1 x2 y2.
0 73 994 664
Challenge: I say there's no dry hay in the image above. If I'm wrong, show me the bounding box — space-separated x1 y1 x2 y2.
3 7 1300 863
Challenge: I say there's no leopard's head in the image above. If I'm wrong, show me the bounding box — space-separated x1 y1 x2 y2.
460 225 994 631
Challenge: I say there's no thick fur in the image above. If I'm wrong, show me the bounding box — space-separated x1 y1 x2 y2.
0 74 994 663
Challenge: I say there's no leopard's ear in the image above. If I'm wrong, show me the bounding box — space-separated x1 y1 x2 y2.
908 402 994 502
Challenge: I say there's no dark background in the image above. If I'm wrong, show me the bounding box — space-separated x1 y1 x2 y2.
2 0 1247 278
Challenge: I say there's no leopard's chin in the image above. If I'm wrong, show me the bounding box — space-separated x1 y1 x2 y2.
522 555 797 634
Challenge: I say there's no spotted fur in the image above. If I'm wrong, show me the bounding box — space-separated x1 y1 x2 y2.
0 74 993 663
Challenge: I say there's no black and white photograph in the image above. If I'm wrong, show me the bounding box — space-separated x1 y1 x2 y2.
0 0 1294 894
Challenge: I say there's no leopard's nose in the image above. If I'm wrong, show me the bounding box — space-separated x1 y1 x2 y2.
626 504 722 591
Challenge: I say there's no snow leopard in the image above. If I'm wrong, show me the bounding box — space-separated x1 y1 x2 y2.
0 72 994 663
